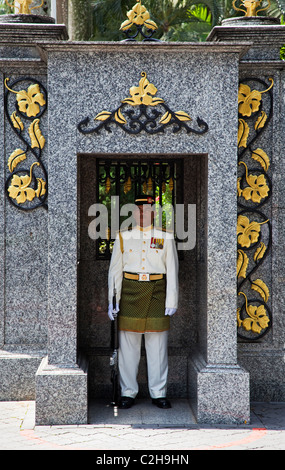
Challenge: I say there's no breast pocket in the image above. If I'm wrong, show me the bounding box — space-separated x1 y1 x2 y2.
124 240 141 262
147 246 165 267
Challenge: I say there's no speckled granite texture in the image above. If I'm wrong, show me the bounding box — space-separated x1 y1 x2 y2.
0 18 284 425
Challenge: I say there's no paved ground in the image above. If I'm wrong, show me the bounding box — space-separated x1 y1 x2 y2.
0 399 284 451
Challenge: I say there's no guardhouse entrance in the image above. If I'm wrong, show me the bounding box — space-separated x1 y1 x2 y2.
78 153 206 402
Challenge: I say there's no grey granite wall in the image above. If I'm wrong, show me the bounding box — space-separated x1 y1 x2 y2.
2 18 284 425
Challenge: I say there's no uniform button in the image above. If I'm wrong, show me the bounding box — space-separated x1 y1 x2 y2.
142 250 145 253
142 258 145 261
142 267 145 270
143 241 146 244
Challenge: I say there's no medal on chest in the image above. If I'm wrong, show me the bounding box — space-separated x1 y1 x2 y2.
150 237 164 249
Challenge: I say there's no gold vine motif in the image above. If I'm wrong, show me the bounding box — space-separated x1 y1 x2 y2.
5 78 46 205
237 78 273 336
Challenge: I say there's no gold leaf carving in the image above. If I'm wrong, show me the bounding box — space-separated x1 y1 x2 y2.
114 109 127 124
28 119 45 149
251 148 270 172
237 308 242 327
17 84 46 118
144 19 158 30
174 110 192 122
8 148 27 172
35 178 46 198
120 19 133 31
254 111 267 130
251 278 270 302
94 111 112 121
254 242 267 262
160 111 172 124
238 119 249 148
238 84 262 117
237 249 249 278
11 112 24 131
237 177 242 197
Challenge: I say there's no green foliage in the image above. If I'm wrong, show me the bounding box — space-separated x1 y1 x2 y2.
0 0 13 14
89 0 285 41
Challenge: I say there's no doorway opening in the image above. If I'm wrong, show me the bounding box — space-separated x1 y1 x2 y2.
78 153 207 408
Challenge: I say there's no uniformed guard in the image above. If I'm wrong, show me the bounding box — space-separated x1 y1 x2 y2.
108 195 179 409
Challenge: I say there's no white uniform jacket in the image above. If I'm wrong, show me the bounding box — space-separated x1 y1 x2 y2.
108 225 179 309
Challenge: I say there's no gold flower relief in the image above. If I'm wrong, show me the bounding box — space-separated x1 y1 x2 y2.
238 161 269 203
238 79 273 117
238 292 270 335
5 79 46 118
237 215 269 248
8 162 46 204
120 0 158 31
122 72 164 107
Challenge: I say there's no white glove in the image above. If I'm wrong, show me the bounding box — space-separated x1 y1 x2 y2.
108 303 120 321
165 308 177 316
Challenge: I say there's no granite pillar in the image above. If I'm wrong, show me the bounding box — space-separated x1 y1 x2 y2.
207 16 285 405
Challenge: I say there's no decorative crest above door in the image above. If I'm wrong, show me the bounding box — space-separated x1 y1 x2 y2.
78 71 208 136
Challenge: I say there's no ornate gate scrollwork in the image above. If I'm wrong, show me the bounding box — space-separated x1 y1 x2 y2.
237 77 273 340
4 77 48 211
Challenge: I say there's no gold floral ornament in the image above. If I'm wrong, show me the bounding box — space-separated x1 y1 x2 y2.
239 161 269 203
238 78 273 117
4 79 46 118
78 71 208 135
122 72 163 107
238 292 270 334
4 0 44 14
120 0 158 31
8 162 46 204
237 215 268 248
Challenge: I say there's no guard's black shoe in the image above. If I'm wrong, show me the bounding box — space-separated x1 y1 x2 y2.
152 398 171 409
118 396 135 409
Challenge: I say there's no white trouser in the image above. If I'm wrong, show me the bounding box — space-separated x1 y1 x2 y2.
118 330 169 399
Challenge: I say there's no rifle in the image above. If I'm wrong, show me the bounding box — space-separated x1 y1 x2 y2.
110 287 119 414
